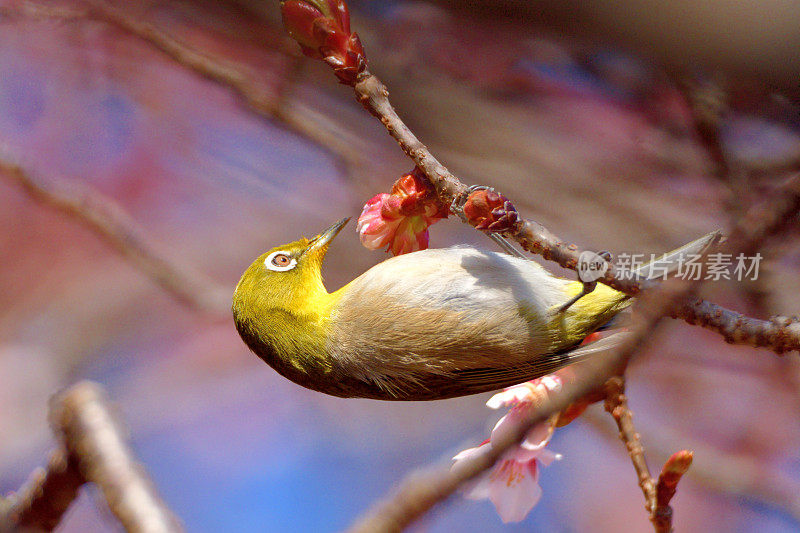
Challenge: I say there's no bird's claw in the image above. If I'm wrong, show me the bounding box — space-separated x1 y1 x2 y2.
557 281 598 315
557 251 612 314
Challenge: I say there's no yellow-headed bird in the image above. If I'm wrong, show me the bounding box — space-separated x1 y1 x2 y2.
233 218 716 400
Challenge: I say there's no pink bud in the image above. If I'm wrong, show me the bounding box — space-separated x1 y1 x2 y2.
357 169 447 256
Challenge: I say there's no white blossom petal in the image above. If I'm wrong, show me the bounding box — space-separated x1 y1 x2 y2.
520 422 555 452
486 385 533 409
489 460 543 523
536 448 562 467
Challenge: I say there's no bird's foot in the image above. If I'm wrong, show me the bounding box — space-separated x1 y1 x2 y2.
556 250 612 314
556 281 598 315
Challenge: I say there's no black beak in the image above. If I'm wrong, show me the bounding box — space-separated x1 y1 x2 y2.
304 217 350 256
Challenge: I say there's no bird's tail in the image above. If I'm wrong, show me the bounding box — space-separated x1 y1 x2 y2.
632 230 723 280
556 230 722 346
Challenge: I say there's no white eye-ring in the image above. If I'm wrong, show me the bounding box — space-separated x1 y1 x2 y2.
265 250 297 272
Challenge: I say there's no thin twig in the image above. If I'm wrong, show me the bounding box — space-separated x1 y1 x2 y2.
0 155 230 315
353 73 467 204
352 70 800 354
673 75 730 177
78 0 365 168
582 410 800 524
9 1 365 167
50 382 183 533
602 377 691 532
603 377 657 513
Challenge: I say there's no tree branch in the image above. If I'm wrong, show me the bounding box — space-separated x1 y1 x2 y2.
1 382 182 533
18 2 800 353
602 377 693 532
9 1 366 167
50 382 183 533
1 449 83 532
583 409 800 524
0 155 230 316
80 0 365 168
603 377 657 514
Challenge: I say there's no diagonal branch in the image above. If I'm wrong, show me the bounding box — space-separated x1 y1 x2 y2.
49 382 183 533
346 342 643 533
0 155 230 315
1 449 83 532
19 1 800 353
80 0 365 168
9 1 366 167
1 381 182 533
603 376 657 514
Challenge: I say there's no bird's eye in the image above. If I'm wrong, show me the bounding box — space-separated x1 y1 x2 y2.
273 254 291 266
265 251 297 272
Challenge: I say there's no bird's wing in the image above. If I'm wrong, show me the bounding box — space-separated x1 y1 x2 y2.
448 330 632 395
326 247 602 398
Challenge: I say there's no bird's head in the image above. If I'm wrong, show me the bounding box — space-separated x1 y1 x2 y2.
232 217 350 389
232 217 349 323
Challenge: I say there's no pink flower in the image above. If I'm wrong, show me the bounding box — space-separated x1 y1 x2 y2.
357 168 447 256
451 376 563 523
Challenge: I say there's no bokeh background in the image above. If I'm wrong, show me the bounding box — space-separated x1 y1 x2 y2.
2 0 800 531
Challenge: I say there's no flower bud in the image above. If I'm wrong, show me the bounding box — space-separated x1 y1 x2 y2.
463 189 522 233
357 168 448 256
280 0 366 85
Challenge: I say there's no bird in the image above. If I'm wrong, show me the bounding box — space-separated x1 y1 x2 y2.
232 218 718 401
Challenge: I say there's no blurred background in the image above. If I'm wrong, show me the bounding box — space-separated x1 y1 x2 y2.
1 0 800 531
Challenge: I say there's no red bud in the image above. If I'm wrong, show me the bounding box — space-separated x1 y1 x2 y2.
281 1 325 50
280 0 366 85
463 189 522 233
